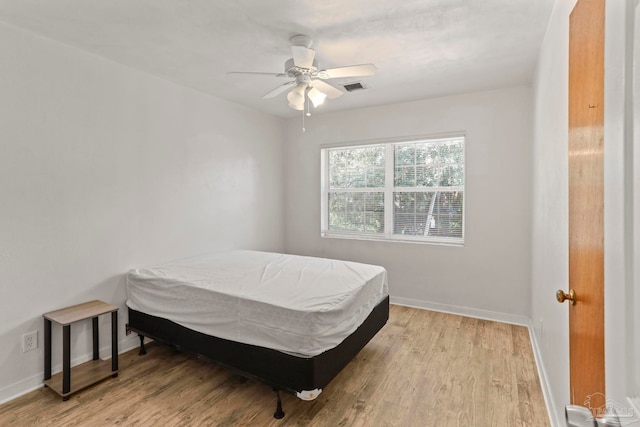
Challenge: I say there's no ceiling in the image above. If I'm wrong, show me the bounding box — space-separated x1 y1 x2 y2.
0 0 554 118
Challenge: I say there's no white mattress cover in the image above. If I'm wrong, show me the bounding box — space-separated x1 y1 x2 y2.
126 250 388 357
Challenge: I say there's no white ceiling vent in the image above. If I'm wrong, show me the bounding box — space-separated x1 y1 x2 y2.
342 82 366 92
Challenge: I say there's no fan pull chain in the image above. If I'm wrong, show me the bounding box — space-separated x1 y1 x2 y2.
301 90 313 133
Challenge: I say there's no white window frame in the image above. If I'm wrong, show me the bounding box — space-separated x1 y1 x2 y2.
321 134 465 245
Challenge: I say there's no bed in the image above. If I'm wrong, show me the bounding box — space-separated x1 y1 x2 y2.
125 250 389 418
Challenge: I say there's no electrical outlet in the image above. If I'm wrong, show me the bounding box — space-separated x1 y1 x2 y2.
22 331 38 352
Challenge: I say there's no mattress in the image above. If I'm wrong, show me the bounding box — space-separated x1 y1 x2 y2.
126 250 388 357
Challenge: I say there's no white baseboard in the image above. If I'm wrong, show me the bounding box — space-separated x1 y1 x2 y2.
527 319 561 427
0 373 44 407
389 296 530 326
0 334 140 405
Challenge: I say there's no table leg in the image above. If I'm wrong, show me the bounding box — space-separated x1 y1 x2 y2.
44 319 52 380
62 325 71 398
111 311 118 373
92 317 99 360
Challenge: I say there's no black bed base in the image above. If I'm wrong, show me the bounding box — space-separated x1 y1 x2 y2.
127 296 389 396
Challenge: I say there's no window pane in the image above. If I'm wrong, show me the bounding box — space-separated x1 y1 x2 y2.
395 144 418 186
415 166 436 187
328 192 384 233
329 146 385 189
447 141 465 163
395 165 416 187
396 139 464 188
440 165 464 186
394 144 415 165
367 167 385 187
393 192 434 235
393 191 462 238
428 191 464 238
425 144 440 164
394 192 416 214
416 144 429 164
349 168 366 188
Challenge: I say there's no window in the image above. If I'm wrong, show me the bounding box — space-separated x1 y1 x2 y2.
321 135 465 244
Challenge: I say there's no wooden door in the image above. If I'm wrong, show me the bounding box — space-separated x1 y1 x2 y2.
567 0 605 411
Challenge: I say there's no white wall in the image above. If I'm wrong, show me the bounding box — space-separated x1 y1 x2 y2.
530 0 576 424
0 22 284 402
628 1 640 412
603 0 638 417
284 86 533 323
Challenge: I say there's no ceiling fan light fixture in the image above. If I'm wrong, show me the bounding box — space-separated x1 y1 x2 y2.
288 99 304 111
228 35 376 126
307 87 327 108
287 85 305 110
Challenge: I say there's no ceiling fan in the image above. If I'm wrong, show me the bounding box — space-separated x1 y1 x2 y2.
229 34 376 112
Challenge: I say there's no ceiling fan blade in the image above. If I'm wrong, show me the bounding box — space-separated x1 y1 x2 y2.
317 63 377 79
310 80 344 99
291 46 316 69
228 71 288 77
262 81 296 99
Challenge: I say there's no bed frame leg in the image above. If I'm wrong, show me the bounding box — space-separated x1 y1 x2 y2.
138 334 147 356
273 388 285 419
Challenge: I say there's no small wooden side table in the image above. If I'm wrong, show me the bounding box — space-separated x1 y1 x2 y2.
43 300 118 400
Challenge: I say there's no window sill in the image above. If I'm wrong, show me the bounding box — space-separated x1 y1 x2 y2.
320 232 464 247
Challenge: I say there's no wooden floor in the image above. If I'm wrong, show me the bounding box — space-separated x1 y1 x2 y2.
0 305 549 426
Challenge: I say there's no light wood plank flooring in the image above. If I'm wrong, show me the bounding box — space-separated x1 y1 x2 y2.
0 305 549 426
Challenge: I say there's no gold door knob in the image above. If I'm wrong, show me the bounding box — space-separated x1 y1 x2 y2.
556 289 576 305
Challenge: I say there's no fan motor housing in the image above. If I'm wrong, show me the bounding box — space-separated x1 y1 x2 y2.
284 58 318 76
